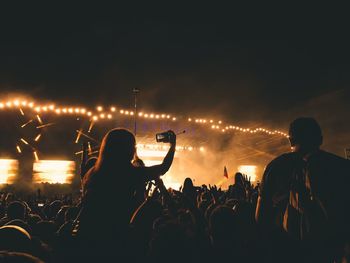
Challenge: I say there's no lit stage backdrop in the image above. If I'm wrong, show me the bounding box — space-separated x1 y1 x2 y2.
0 96 290 189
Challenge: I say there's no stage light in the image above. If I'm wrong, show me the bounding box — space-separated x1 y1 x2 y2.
75 108 80 113
110 107 116 112
97 106 103 112
156 115 159 119
28 102 34 108
161 114 165 118
34 134 42 142
172 117 176 121
120 109 124 114
167 115 170 119
0 103 4 108
55 109 61 114
107 114 112 119
33 160 75 184
87 111 92 116
62 108 67 113
36 115 43 124
49 105 55 110
138 112 143 117
0 159 18 184
188 118 192 121
68 108 73 113
21 101 27 106
100 113 105 119
238 165 257 182
16 145 22 153
20 138 29 145
42 106 48 111
92 116 98 121
14 100 20 106
150 114 154 118
33 151 39 161
199 146 205 152
130 111 134 115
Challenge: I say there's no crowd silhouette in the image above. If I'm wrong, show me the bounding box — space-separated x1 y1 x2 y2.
0 118 349 263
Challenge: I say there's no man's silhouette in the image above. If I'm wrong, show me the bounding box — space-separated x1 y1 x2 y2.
255 117 350 262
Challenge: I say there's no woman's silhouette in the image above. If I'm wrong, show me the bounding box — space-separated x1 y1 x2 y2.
76 128 176 260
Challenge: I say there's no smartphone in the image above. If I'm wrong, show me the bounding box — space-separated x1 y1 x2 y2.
156 131 170 143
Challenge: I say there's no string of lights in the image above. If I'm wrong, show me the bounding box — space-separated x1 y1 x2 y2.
0 97 289 138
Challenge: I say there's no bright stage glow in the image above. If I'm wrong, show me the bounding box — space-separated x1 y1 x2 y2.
142 159 181 190
0 159 18 184
237 165 257 182
0 96 289 138
33 160 75 184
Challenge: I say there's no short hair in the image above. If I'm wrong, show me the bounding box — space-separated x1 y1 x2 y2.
7 201 26 220
289 117 322 147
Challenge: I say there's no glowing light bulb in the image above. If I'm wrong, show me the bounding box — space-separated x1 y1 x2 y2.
110 107 116 112
97 106 103 112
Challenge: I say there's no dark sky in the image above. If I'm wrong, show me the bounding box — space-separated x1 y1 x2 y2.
0 3 349 148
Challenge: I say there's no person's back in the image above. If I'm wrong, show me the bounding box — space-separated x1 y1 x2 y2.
75 128 177 261
255 117 350 263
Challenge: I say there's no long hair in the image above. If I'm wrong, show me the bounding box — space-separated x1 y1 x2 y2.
95 128 136 171
83 128 136 191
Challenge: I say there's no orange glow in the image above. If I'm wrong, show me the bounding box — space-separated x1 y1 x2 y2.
0 159 18 184
237 165 257 182
33 160 75 184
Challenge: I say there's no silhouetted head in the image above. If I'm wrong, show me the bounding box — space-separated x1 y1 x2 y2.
182 178 194 192
7 201 26 221
234 172 244 186
289 117 323 153
0 252 43 263
96 128 136 169
0 225 32 253
5 219 32 235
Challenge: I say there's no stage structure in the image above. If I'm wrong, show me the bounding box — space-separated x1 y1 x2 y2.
0 96 290 189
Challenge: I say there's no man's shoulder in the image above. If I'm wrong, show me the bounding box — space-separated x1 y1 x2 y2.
266 152 297 170
315 150 350 170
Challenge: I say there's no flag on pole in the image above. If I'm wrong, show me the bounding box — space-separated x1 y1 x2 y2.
224 166 228 178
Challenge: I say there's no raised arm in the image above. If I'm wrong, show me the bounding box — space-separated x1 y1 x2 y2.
137 130 176 181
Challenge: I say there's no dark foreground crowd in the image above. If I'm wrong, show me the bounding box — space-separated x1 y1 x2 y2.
0 117 349 263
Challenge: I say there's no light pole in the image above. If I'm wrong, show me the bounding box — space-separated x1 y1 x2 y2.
133 88 140 136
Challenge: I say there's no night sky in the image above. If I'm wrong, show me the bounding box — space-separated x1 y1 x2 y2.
0 3 349 154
